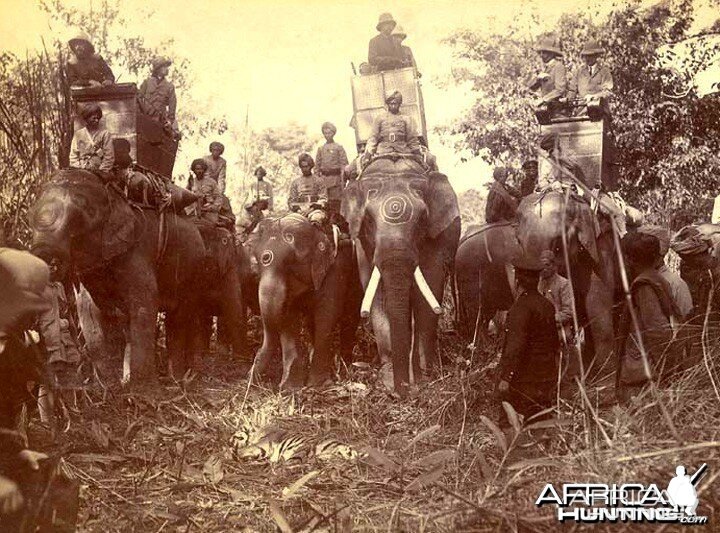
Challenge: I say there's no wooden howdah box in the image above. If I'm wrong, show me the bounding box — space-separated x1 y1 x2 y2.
71 83 178 178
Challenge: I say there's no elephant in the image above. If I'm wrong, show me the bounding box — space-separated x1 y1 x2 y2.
30 169 210 383
454 222 521 342
342 158 461 395
250 213 360 389
455 191 620 374
193 224 247 359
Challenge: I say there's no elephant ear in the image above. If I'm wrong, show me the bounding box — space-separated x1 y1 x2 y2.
426 172 460 239
101 191 137 261
311 232 333 291
341 179 365 239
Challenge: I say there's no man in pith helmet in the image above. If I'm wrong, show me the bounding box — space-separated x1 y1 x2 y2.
368 13 405 72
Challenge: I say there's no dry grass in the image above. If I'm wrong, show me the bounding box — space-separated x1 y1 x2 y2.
27 321 720 532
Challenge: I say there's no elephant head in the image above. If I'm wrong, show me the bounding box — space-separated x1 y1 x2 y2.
30 170 136 272
516 191 601 276
251 214 334 387
342 160 460 390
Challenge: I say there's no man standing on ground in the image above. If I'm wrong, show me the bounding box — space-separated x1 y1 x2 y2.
497 258 560 427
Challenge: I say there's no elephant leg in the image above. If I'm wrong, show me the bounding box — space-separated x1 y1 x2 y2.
119 261 159 383
280 310 307 390
165 308 190 380
219 272 248 359
309 289 345 387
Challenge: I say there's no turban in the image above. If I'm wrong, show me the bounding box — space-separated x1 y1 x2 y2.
385 90 403 104
671 226 712 257
0 250 51 329
321 122 337 134
254 165 267 177
539 132 559 151
492 167 508 181
209 141 225 154
298 153 315 168
522 159 538 170
539 249 556 262
191 158 208 172
113 152 133 170
79 103 102 120
638 225 670 257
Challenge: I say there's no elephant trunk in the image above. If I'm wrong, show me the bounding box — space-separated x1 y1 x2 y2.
31 233 71 271
380 255 414 392
255 273 286 378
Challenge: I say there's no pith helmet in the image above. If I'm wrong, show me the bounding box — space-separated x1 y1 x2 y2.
581 40 604 56
392 25 407 39
151 56 172 72
68 31 95 54
376 13 397 31
535 34 563 57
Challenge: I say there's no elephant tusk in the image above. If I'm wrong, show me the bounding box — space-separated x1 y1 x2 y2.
360 266 381 318
414 267 442 315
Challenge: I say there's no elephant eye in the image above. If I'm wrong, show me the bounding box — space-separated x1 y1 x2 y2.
367 188 379 200
409 186 423 198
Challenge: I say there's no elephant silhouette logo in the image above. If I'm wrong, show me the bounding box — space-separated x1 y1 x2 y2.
381 194 412 225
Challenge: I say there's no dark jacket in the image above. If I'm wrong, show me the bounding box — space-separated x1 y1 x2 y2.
368 34 404 71
485 182 521 223
499 290 560 384
65 54 115 87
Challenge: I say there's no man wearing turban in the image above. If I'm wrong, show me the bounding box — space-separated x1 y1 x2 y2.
365 90 421 159
69 103 115 173
639 225 693 328
288 154 328 225
315 122 349 217
203 141 227 194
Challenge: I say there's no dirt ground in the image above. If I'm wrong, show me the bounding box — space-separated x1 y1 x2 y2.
28 324 720 533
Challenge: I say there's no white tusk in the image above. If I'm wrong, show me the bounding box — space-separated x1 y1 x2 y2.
360 266 381 318
414 267 442 315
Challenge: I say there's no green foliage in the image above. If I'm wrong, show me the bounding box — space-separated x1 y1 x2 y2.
445 0 720 221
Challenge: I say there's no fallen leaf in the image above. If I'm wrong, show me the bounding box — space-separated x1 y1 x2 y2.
361 447 399 473
502 401 522 435
405 465 445 491
413 449 455 470
480 416 508 454
90 420 110 449
203 455 224 483
282 470 319 499
268 500 293 533
404 424 441 451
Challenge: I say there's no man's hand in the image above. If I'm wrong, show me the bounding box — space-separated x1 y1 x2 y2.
0 476 23 514
534 98 546 108
102 79 114 87
18 449 48 471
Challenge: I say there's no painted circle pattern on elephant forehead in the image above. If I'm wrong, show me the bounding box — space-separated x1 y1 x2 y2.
260 250 274 267
282 232 295 245
381 194 413 225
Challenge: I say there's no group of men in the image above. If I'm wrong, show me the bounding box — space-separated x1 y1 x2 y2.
66 32 179 139
497 224 695 427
